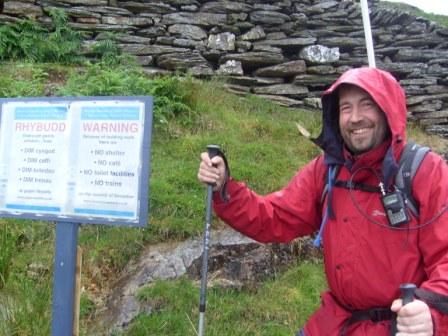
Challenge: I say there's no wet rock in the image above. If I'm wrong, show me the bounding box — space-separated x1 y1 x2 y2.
118 43 188 55
101 15 152 27
240 25 266 42
299 45 340 64
156 51 212 72
304 97 322 110
57 0 108 5
249 10 290 25
162 12 227 27
226 75 284 86
255 37 316 50
119 1 177 14
318 37 364 50
4 1 43 18
220 51 284 69
208 32 236 51
252 83 308 98
69 22 135 32
254 60 307 77
217 60 244 76
294 73 338 86
235 40 252 52
96 228 319 333
168 23 207 40
200 1 252 13
137 25 168 38
394 49 448 62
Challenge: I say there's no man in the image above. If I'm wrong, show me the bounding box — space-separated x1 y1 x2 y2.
197 67 448 335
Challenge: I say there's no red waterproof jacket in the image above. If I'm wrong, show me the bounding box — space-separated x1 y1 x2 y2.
213 68 448 335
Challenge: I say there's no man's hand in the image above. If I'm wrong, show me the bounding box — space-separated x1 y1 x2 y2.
391 299 433 335
197 152 226 192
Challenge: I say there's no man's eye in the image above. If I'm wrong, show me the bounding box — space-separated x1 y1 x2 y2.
362 101 374 108
340 105 350 113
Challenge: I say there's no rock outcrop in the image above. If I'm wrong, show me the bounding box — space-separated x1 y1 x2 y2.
97 228 319 331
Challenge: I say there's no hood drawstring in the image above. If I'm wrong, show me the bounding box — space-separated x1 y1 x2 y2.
313 165 337 247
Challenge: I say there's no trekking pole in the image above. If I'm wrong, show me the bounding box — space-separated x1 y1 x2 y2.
198 144 221 336
392 283 417 335
400 283 416 305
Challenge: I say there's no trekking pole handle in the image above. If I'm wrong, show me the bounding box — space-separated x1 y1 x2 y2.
400 283 417 305
207 144 220 162
392 283 417 336
207 145 221 187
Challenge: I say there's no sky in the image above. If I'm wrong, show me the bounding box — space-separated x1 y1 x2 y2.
381 0 448 16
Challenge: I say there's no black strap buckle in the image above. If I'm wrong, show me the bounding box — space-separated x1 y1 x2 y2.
368 308 392 323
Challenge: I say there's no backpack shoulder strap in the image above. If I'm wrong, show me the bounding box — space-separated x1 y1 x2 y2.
415 288 448 314
395 141 430 217
320 165 341 204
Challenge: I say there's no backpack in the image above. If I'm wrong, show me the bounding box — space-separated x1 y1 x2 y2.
321 141 430 218
314 141 430 247
395 141 430 217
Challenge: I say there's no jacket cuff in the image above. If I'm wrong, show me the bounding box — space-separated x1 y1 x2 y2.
213 177 235 204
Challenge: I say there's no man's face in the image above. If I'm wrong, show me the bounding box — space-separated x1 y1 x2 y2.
338 84 389 154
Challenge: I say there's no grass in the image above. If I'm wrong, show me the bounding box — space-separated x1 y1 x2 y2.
125 260 325 336
0 60 446 335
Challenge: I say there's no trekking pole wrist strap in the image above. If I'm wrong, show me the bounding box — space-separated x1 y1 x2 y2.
214 147 230 202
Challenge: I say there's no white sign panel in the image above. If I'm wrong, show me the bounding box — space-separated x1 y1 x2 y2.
0 97 152 226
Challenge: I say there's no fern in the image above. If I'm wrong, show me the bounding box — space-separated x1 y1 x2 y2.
0 62 47 97
58 62 194 124
0 8 84 63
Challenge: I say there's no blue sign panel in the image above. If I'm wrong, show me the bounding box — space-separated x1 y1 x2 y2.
0 96 153 227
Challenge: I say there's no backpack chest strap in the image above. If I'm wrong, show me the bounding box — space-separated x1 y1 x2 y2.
334 180 381 193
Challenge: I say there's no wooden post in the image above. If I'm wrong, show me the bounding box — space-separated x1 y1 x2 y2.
73 247 82 336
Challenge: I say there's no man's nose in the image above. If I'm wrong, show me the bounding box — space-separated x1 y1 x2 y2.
349 106 362 123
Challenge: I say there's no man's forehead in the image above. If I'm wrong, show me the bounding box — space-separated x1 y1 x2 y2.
338 84 373 102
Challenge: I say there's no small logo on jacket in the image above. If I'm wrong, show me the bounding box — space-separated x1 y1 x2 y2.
372 209 386 217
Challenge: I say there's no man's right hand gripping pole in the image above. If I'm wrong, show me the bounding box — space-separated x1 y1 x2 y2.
197 147 226 192
391 283 433 335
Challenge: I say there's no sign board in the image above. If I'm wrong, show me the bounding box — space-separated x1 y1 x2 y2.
0 97 152 227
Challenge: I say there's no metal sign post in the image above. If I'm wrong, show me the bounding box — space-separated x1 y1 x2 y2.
360 0 376 68
52 222 79 335
0 96 153 335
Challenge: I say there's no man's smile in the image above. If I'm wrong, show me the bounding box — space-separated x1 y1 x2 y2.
351 127 371 135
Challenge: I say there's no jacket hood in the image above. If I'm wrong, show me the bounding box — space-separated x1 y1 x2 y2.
314 67 407 181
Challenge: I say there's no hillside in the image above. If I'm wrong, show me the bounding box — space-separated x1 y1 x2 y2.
0 59 446 335
0 3 447 334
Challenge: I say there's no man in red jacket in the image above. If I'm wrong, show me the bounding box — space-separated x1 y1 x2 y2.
197 67 448 335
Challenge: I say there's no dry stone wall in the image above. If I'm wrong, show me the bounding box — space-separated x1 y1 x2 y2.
2 0 448 136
